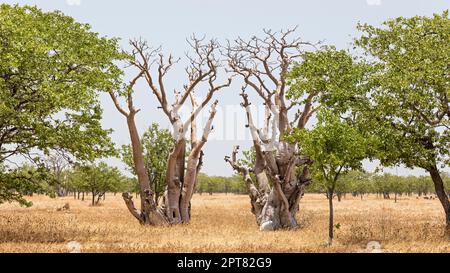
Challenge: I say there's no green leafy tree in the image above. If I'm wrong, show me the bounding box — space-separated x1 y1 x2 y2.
121 123 174 203
196 173 207 195
0 164 53 206
356 11 450 231
0 4 125 205
373 174 391 199
341 170 373 200
196 173 247 195
373 173 406 202
402 176 417 197
197 173 215 195
287 45 372 116
68 163 126 206
287 46 372 244
229 175 247 194
292 110 369 246
412 175 434 197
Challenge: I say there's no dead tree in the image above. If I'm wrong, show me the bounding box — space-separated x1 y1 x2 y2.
44 152 71 197
224 28 318 230
109 36 231 225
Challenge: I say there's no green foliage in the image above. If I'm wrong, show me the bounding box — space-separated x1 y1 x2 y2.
0 4 126 205
306 169 446 199
287 46 373 195
0 163 54 206
288 48 373 244
287 45 371 114
67 162 128 205
238 147 256 170
355 11 450 170
291 110 369 193
121 123 174 202
196 173 246 195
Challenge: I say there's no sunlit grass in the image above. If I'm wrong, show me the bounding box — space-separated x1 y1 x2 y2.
0 193 448 253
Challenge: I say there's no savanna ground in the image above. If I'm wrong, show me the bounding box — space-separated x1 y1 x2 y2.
0 193 449 253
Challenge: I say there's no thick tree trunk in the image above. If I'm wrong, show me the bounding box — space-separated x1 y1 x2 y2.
257 164 311 230
124 115 168 226
118 103 215 226
179 148 202 222
328 189 334 246
257 185 303 230
428 165 450 233
110 38 227 227
165 139 185 223
163 100 216 224
127 116 151 212
226 145 312 231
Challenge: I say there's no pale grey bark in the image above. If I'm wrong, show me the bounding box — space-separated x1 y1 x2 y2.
44 153 71 197
225 28 317 230
111 37 231 225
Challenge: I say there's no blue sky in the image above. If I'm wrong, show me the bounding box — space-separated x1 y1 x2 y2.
3 0 449 176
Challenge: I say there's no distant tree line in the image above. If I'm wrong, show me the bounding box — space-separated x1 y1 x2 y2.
12 160 136 206
193 170 450 199
196 173 246 195
306 170 450 202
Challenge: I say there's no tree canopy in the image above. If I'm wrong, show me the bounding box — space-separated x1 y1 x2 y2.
0 4 125 205
68 162 128 206
355 10 450 229
355 11 449 170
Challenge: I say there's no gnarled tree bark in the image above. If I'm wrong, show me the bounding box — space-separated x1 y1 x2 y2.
225 28 317 230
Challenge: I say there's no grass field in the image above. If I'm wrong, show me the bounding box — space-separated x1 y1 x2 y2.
0 193 449 253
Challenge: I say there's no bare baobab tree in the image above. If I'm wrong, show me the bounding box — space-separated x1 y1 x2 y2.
44 152 71 197
224 27 318 230
109 36 231 225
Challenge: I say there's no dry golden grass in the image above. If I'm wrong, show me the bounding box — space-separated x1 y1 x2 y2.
0 193 448 253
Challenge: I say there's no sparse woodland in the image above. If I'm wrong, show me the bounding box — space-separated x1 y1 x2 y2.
0 4 449 252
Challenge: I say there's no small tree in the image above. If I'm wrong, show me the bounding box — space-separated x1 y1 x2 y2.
286 45 371 242
69 163 125 206
291 110 368 246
